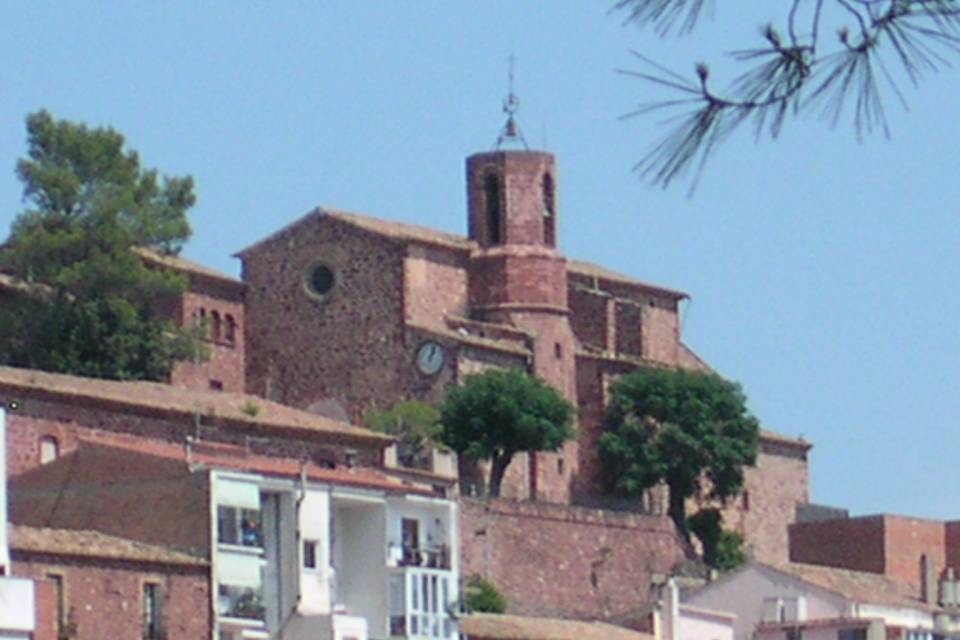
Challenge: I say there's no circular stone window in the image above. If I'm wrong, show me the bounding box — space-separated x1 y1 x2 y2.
305 263 336 298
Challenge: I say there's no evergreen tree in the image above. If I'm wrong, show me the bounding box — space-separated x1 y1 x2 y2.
0 110 197 381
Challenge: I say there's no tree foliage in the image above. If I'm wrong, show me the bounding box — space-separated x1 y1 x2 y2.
688 507 747 571
599 366 759 538
613 0 960 188
364 400 443 469
0 110 198 381
438 368 576 497
463 575 508 614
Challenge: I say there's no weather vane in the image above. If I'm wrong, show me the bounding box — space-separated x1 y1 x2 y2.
496 54 529 150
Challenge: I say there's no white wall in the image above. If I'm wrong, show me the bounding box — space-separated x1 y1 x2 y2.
0 408 9 571
334 501 387 638
683 565 847 640
298 489 331 615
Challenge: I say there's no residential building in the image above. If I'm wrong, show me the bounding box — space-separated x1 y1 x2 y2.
0 408 36 640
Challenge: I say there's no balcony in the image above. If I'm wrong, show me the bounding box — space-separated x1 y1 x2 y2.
218 584 266 622
396 544 451 571
388 567 456 640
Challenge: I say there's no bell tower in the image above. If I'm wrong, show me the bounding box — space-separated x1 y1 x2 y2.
464 73 578 503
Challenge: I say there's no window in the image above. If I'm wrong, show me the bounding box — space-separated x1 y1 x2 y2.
211 311 222 341
217 505 262 548
742 490 750 511
303 539 318 570
401 518 421 566
305 264 336 297
47 574 65 636
785 630 802 640
838 629 866 640
484 173 502 245
542 172 555 246
143 583 161 639
224 315 236 344
557 458 565 475
209 380 224 391
40 436 59 464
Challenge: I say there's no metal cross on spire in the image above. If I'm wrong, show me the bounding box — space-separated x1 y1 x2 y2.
496 54 529 150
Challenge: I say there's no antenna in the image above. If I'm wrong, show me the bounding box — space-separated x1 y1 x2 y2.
496 54 529 150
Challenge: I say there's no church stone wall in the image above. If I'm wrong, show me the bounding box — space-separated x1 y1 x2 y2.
403 244 469 330
460 497 684 622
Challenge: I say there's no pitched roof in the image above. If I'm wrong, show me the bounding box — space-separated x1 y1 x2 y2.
459 613 653 640
236 207 475 257
0 365 391 447
10 524 208 567
567 259 688 299
133 247 243 287
767 562 933 612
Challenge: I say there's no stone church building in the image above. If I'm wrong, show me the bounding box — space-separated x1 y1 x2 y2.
233 146 811 564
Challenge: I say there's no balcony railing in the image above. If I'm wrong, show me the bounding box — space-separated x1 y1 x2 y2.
389 567 456 640
397 544 451 571
217 585 266 622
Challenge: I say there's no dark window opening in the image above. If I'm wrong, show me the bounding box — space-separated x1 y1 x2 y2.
211 311 222 341
225 315 237 344
307 264 336 297
47 574 65 636
209 380 224 391
742 490 750 511
554 342 562 359
557 458 565 475
484 173 502 245
542 172 555 246
303 540 318 570
401 518 420 566
143 583 161 640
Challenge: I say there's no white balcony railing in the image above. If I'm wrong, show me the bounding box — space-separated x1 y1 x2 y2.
389 567 456 640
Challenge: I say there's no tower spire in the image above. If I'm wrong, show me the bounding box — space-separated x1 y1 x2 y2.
496 54 529 150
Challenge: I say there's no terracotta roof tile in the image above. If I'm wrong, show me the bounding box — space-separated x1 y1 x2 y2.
10 524 208 567
460 613 653 640
768 562 933 611
0 365 391 447
567 259 688 299
133 247 242 286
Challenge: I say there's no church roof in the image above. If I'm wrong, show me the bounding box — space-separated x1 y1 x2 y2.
236 207 688 297
0 365 391 447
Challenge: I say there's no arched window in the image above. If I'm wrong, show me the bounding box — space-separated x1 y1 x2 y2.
40 436 59 465
484 172 502 245
542 172 556 247
211 311 222 341
225 314 237 345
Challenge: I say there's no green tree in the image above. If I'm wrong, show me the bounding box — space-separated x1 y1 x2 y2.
438 368 575 498
612 1 960 188
364 400 442 469
0 110 198 381
463 575 508 614
687 507 747 572
599 366 759 539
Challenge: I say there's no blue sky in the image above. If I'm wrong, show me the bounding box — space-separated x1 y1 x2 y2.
2 2 958 519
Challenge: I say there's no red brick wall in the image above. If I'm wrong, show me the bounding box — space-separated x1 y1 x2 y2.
883 516 946 587
404 245 469 329
717 439 810 563
790 515 887 573
459 498 684 621
243 215 435 423
15 555 210 640
466 152 556 248
170 290 245 393
641 304 679 365
2 394 382 481
568 288 610 352
468 250 568 309
34 578 55 640
615 302 643 357
945 521 960 571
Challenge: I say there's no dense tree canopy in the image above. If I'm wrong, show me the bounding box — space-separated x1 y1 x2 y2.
438 368 576 497
0 111 198 381
599 366 759 538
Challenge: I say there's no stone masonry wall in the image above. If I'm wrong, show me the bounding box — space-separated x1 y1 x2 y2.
2 394 381 480
717 439 810 563
460 498 684 623
404 244 469 330
15 555 210 640
790 515 887 574
170 290 245 393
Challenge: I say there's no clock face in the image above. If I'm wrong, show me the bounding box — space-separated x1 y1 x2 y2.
416 341 445 376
